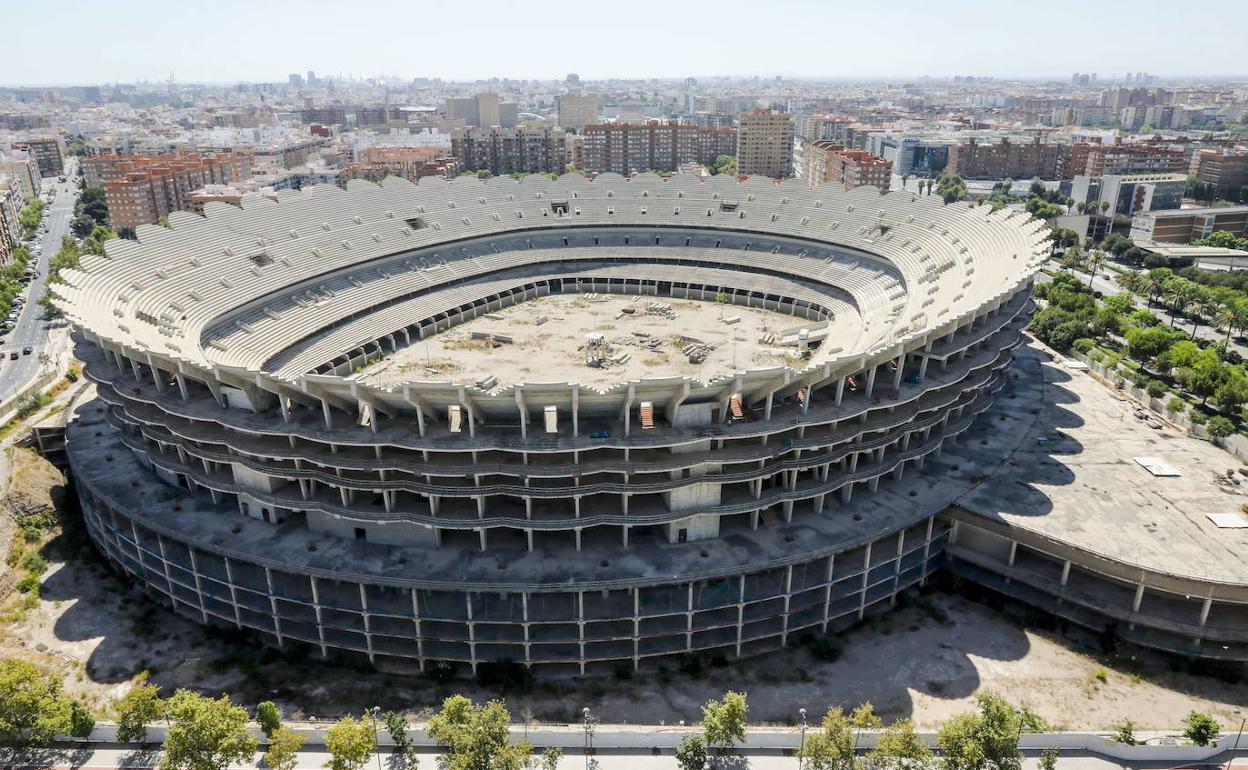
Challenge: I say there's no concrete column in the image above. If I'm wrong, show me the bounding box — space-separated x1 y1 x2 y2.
857 542 872 620
821 554 836 631
835 376 846 406
1060 560 1071 586
865 365 878 398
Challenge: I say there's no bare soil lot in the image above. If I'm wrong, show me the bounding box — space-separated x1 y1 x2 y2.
2 456 1242 730
359 294 809 390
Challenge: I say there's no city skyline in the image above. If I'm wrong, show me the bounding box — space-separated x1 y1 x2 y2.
5 0 1248 86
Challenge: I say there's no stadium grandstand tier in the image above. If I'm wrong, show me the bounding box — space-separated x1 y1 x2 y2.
58 173 1047 675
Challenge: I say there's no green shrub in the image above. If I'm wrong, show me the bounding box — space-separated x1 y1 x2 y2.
1206 415 1235 438
1113 719 1138 745
15 391 50 418
1166 396 1186 413
1189 408 1208 425
16 575 40 594
19 550 49 576
1182 710 1220 746
1072 338 1095 354
1145 379 1168 398
1088 350 1104 363
255 701 281 738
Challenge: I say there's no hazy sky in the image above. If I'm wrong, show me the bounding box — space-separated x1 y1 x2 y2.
6 0 1247 86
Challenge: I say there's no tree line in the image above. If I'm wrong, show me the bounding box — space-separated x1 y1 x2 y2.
0 657 1230 768
1031 271 1248 437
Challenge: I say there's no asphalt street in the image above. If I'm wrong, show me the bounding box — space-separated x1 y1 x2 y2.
0 159 78 402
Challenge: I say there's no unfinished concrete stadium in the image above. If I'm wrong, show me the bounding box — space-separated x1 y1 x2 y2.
55 172 1058 675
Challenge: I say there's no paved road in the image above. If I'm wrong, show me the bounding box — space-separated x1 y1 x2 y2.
0 160 78 401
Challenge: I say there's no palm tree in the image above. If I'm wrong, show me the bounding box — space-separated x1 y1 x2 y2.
1161 277 1189 327
1190 289 1219 340
1086 250 1105 288
1100 201 1111 215
1117 271 1147 296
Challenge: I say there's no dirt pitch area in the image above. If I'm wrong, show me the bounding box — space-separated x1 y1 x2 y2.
1 450 1243 730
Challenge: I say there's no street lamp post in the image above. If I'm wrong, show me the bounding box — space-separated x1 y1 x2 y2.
370 706 383 770
583 707 592 770
1233 708 1245 753
798 708 808 770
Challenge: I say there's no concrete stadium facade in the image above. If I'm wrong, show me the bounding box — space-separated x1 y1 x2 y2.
59 173 1050 674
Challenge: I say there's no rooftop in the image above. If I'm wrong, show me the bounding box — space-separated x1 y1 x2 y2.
955 345 1248 585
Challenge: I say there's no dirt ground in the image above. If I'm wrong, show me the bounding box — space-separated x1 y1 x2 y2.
358 294 810 390
1 451 1243 730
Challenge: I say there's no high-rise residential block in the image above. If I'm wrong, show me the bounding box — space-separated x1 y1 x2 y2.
451 127 567 176
86 153 252 230
445 93 518 128
946 137 1061 180
736 109 794 178
557 94 600 131
803 141 892 191
581 122 736 175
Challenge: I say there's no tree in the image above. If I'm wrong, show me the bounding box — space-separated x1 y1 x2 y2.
383 711 418 769
710 155 736 176
256 701 281 738
537 747 563 770
805 707 854 770
426 695 531 770
702 691 748 753
264 727 305 770
1038 747 1059 770
1112 719 1137 745
160 690 258 770
77 186 110 226
113 672 164 744
1182 711 1220 746
325 715 376 770
870 718 931 769
935 691 1022 770
69 701 96 740
0 658 73 746
1214 371 1248 415
935 171 968 204
675 734 709 770
1206 415 1236 439
71 213 96 238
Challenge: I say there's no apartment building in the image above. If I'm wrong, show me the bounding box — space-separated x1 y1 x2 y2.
299 107 347 126
1084 142 1186 176
339 146 458 184
946 137 1061 179
0 148 41 199
1190 149 1248 192
444 93 518 129
797 114 851 143
92 153 252 229
556 94 599 131
13 136 63 177
0 179 21 265
1070 173 1186 217
450 127 567 175
581 122 736 175
1131 205 1248 244
802 141 892 191
736 109 794 178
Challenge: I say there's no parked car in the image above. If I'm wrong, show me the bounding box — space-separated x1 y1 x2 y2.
22 346 32 355
9 352 17 361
